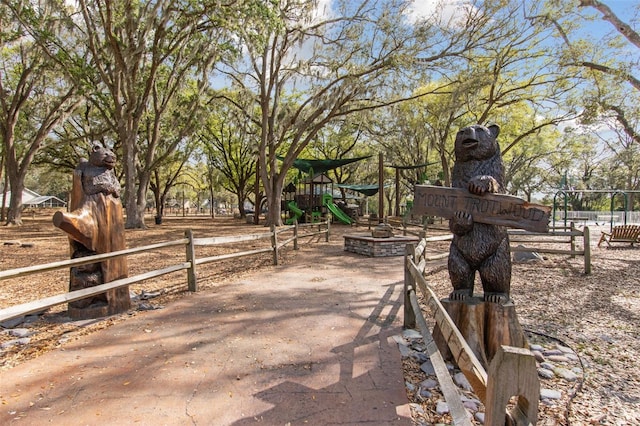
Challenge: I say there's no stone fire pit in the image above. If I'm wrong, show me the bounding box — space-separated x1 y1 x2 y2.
343 226 419 257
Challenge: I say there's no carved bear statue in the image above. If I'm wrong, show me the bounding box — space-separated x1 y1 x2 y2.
448 124 511 304
79 143 121 198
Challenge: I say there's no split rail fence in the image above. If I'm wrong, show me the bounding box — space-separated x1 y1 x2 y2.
0 220 330 324
384 219 592 274
404 240 540 426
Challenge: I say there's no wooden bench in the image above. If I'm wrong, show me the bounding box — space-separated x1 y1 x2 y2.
598 224 640 247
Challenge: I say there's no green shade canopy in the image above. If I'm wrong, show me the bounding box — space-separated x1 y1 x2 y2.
336 183 391 197
278 156 371 175
387 161 438 170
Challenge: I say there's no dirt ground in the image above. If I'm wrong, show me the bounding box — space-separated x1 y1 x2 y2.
1 212 639 425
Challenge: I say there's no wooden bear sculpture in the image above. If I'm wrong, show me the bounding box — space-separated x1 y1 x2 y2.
448 123 511 304
53 143 129 319
433 124 527 368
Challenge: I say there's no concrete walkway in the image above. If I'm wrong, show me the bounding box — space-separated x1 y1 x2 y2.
0 236 412 425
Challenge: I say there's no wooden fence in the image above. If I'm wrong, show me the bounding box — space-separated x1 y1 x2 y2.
404 240 539 426
0 220 330 324
386 220 591 274
509 223 591 274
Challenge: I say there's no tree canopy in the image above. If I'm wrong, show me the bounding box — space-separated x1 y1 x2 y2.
1 0 639 225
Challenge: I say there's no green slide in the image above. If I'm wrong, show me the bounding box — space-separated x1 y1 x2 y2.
322 194 352 224
285 201 304 225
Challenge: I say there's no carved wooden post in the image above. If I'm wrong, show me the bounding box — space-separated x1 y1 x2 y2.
53 143 130 320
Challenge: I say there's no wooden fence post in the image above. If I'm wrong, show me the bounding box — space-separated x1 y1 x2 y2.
185 229 197 292
484 345 539 426
570 222 576 258
325 218 330 242
583 226 591 274
271 224 279 265
404 243 416 329
294 220 299 250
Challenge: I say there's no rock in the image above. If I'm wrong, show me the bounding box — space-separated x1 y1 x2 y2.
540 388 562 400
420 360 435 375
475 412 485 423
556 344 574 353
411 342 427 352
436 401 449 414
402 329 422 340
553 367 578 381
397 342 412 358
137 303 163 311
463 400 479 411
543 349 563 356
513 246 544 262
540 362 555 370
8 328 33 338
454 372 473 391
420 378 439 389
406 381 416 392
538 368 555 379
419 388 432 398
0 316 25 329
140 290 162 300
529 344 543 351
411 352 428 363
372 223 394 238
547 355 569 363
0 337 30 349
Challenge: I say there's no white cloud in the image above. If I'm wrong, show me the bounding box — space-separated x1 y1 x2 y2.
404 0 473 27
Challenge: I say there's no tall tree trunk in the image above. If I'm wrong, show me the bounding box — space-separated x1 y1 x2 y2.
6 175 24 226
4 130 22 225
266 186 283 226
0 155 6 222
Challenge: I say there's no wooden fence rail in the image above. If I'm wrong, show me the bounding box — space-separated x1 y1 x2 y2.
404 242 539 425
393 222 591 274
0 220 329 324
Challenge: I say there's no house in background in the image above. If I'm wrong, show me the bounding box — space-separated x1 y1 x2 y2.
0 188 67 209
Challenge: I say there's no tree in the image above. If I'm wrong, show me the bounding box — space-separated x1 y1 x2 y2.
0 1 81 225
306 113 372 201
199 96 257 218
221 0 524 225
528 1 640 144
70 0 238 228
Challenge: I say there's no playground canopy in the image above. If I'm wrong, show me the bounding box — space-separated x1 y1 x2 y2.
336 183 389 197
279 156 371 175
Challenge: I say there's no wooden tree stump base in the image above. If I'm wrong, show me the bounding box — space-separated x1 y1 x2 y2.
68 303 110 321
433 296 528 369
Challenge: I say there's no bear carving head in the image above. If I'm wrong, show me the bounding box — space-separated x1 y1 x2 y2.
88 142 117 170
454 124 500 162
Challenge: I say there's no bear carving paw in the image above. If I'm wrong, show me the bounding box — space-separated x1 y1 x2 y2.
468 175 499 195
449 289 473 301
484 292 510 304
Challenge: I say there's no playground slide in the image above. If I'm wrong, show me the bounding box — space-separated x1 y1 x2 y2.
285 201 304 225
325 199 352 224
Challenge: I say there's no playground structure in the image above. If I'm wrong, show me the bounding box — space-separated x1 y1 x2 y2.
283 171 356 225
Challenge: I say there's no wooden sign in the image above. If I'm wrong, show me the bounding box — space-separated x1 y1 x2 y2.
413 185 551 233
